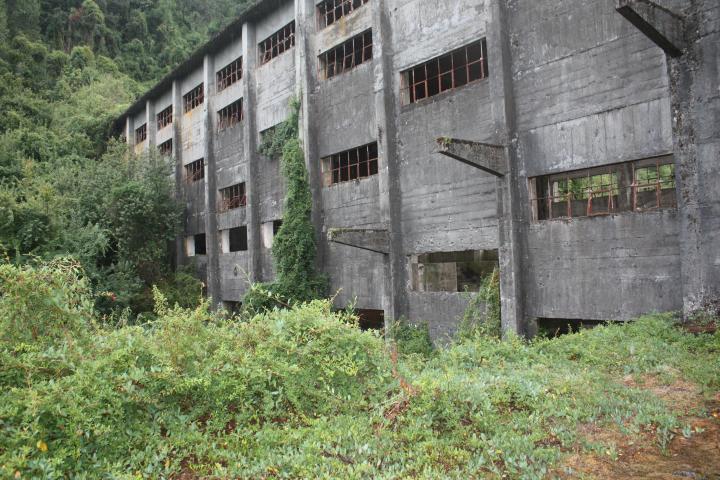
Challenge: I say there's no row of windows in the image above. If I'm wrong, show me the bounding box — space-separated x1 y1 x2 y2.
135 123 147 144
188 220 282 256
319 29 373 79
317 0 369 29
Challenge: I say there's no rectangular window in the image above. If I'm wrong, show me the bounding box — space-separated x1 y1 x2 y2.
216 57 243 92
229 226 248 252
411 250 499 292
323 142 379 185
531 156 676 221
217 99 243 131
319 29 373 79
158 139 173 156
273 219 283 235
183 83 204 113
317 0 370 29
184 158 205 183
219 182 246 211
259 21 295 65
194 233 207 255
157 106 173 130
135 123 147 144
401 39 488 105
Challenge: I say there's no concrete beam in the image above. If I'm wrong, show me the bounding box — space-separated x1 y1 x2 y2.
616 0 686 57
436 138 507 177
328 229 391 255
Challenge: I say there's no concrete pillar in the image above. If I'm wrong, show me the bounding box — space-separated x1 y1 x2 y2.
242 21 263 283
146 99 156 151
372 0 406 323
125 116 134 148
202 54 222 307
172 80 185 269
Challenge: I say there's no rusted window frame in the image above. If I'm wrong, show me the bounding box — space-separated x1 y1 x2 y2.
259 21 295 65
323 142 379 185
156 106 173 130
317 0 370 30
318 29 373 80
216 57 243 92
531 156 676 221
135 123 147 144
219 182 247 211
183 83 204 113
184 158 205 183
401 39 489 105
158 139 173 156
217 98 244 131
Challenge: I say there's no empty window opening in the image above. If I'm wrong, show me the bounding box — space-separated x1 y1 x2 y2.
317 0 370 29
217 98 244 131
273 219 283 235
259 21 295 65
319 29 373 79
216 57 243 91
355 309 384 331
537 318 613 338
531 156 676 221
183 83 204 113
192 233 207 256
222 301 242 315
262 219 283 249
411 250 499 293
135 123 147 144
157 106 173 130
401 39 488 105
322 142 379 185
158 139 173 156
184 158 205 183
219 182 246 211
229 226 248 252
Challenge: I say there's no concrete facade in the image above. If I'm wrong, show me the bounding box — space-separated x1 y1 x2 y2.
116 0 719 340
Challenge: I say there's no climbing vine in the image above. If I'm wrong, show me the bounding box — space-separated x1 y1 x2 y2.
244 98 327 314
457 268 501 339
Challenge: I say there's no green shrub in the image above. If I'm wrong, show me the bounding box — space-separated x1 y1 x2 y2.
457 268 501 340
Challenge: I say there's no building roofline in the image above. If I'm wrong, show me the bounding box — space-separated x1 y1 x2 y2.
113 0 285 134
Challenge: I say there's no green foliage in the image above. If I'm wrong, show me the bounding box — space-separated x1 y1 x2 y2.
2 264 719 478
458 268 502 339
390 319 435 357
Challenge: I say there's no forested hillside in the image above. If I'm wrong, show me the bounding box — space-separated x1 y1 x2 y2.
0 0 249 315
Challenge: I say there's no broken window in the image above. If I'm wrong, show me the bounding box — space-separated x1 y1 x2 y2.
259 21 295 65
194 233 207 255
184 158 205 183
183 83 204 113
216 57 243 92
319 29 373 79
219 182 246 211
317 0 369 29
157 106 173 130
158 139 173 156
323 142 379 185
217 98 243 131
228 226 248 252
135 123 147 144
411 250 499 292
401 39 488 105
531 156 676 221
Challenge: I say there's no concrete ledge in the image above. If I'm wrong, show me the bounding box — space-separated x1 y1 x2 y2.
435 138 507 177
616 0 686 57
327 228 390 255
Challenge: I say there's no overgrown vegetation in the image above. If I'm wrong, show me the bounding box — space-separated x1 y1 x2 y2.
458 267 502 339
1 261 718 478
244 98 327 313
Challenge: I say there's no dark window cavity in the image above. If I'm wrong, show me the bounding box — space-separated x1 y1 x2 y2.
317 0 369 29
219 182 246 211
183 83 204 113
411 250 499 293
323 142 379 185
319 29 373 79
272 219 283 235
259 21 295 65
229 226 248 252
531 156 677 221
135 123 147 144
184 158 205 183
217 98 243 131
401 39 488 105
158 139 173 156
216 57 243 92
194 233 207 255
355 309 384 331
157 106 173 130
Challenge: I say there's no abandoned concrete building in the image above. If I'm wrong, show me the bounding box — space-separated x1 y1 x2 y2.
115 0 719 339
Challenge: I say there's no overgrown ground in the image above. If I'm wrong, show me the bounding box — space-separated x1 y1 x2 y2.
1 262 718 479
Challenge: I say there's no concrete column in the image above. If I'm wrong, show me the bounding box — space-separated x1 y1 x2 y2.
125 116 134 148
372 0 406 323
146 99 156 151
488 0 530 337
202 54 222 307
172 80 185 269
242 21 263 283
